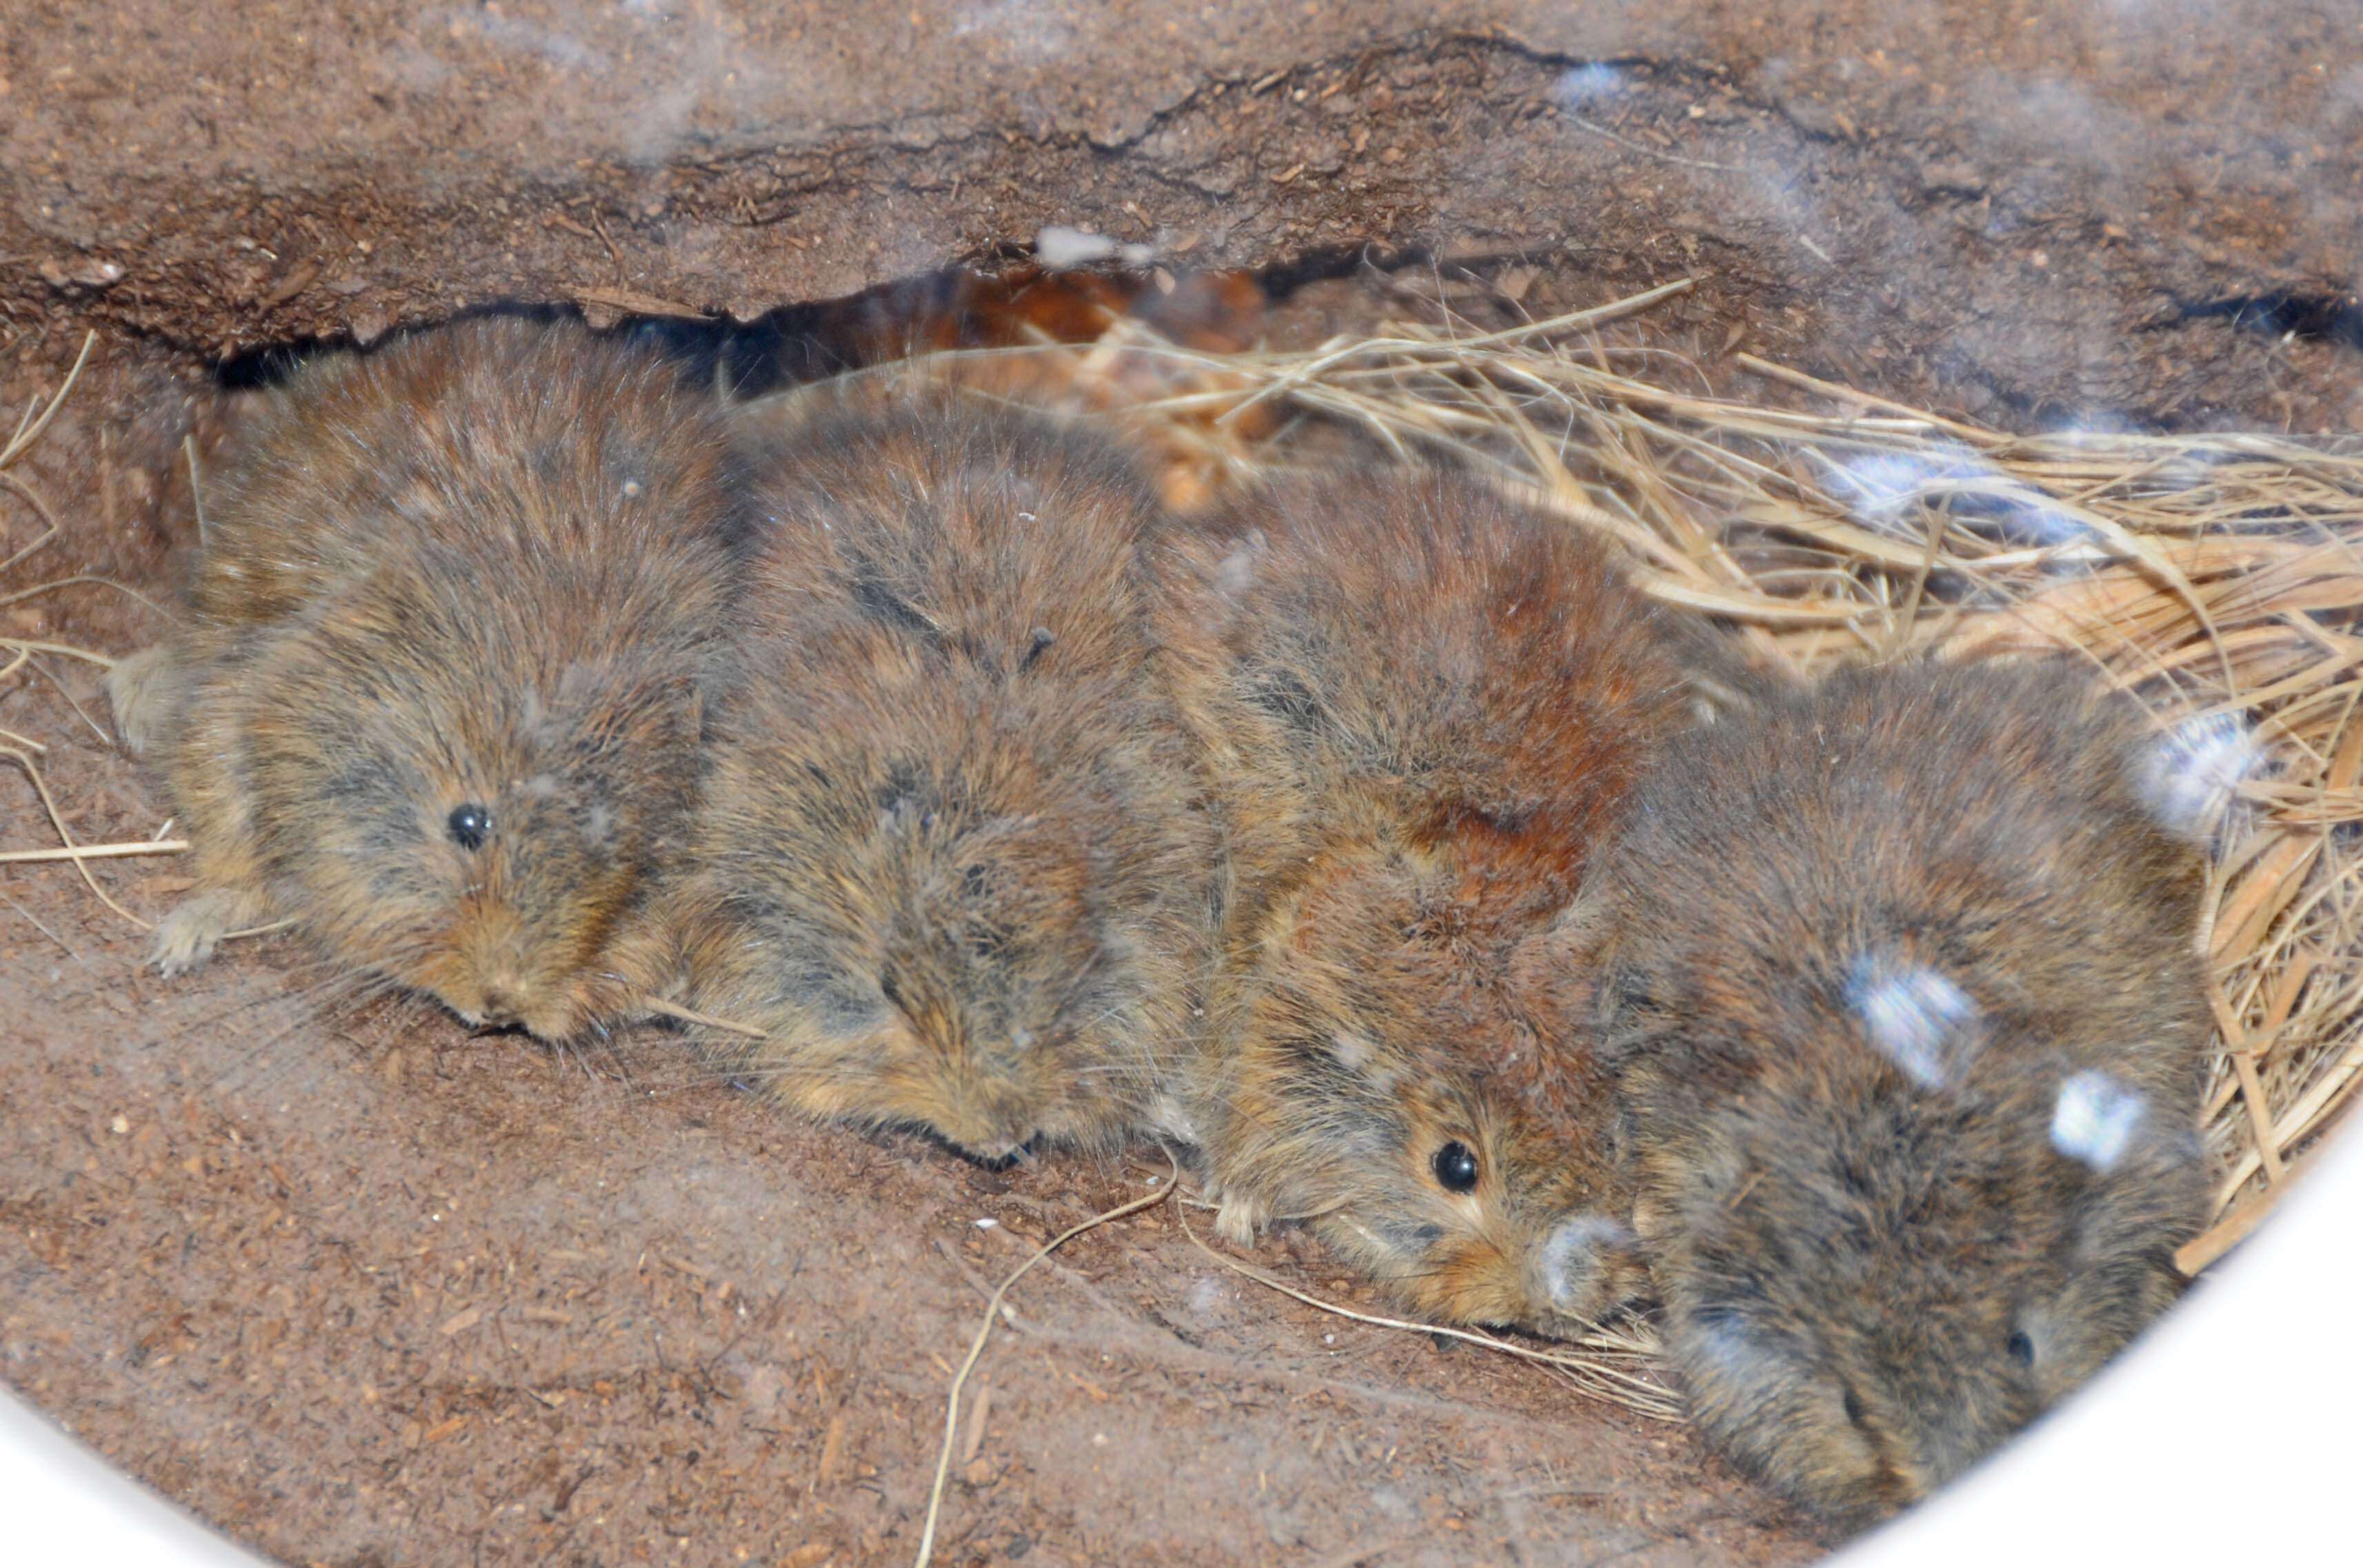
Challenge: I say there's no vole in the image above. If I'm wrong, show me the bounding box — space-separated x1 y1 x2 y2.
108 316 742 1043
1155 465 1713 1333
672 389 1217 1163
1570 659 2214 1527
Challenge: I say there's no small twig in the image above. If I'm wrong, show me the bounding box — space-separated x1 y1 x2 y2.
0 743 152 929
183 434 210 550
25 654 112 746
1566 114 1738 173
0 637 115 667
913 1160 1178 1568
0 330 96 469
0 888 79 960
2178 1137 2330 1277
0 470 61 576
0 575 167 613
0 838 189 863
1173 1201 1681 1419
957 1379 992 1467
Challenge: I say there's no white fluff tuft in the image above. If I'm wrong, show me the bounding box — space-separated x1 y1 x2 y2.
2051 1070 2146 1172
1849 960 1980 1089
2140 711 2257 838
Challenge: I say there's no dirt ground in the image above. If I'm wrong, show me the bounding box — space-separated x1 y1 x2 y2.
3 3 2361 1567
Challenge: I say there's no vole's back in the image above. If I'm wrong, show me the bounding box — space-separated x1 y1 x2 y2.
184 318 740 656
1597 659 2209 1103
732 390 1155 679
1160 468 1697 945
679 392 1216 1159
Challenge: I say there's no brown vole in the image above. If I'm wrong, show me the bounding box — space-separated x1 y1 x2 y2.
673 390 1216 1163
1155 467 1706 1334
1572 659 2213 1528
106 317 741 1043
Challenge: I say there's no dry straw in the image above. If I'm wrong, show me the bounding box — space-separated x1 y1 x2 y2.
910 276 2363 1272
1173 1198 1682 1421
0 332 174 931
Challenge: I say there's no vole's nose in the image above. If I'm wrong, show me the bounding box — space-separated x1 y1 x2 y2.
973 1132 1043 1171
944 1094 1043 1166
480 981 525 1023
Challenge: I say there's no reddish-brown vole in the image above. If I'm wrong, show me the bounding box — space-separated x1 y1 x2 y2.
107 317 741 1042
1573 659 2213 1529
672 390 1216 1163
1154 465 1714 1334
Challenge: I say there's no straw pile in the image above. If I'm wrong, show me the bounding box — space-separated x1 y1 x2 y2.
905 274 2363 1276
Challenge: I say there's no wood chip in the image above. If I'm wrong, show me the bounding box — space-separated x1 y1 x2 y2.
261 259 320 310
812 1411 846 1488
570 285 711 322
958 1380 992 1466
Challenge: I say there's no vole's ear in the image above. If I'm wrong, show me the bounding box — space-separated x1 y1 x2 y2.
1678 1130 1752 1207
1504 889 1615 1030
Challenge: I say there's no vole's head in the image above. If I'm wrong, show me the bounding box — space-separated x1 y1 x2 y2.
1215 847 1645 1336
248 555 716 1041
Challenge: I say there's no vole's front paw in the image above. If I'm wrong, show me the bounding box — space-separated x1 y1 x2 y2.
150 890 268 976
103 645 174 756
1213 1192 1269 1247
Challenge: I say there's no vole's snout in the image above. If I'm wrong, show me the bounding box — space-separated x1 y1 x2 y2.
462 964 590 1043
932 1080 1047 1165
970 1132 1044 1171
470 958 539 1024
953 1123 1043 1168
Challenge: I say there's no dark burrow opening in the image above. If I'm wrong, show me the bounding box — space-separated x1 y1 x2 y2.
206 240 1557 402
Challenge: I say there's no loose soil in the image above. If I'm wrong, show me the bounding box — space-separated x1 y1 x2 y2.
3 3 2360 1565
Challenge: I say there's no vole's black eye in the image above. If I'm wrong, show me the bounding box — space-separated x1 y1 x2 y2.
1432 1140 1480 1193
1842 1387 1868 1427
2006 1329 2035 1369
446 803 491 852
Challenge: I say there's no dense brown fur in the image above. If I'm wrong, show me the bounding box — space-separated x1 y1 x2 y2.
1155 468 1704 1334
674 392 1216 1162
1575 660 2212 1529
106 318 741 1042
